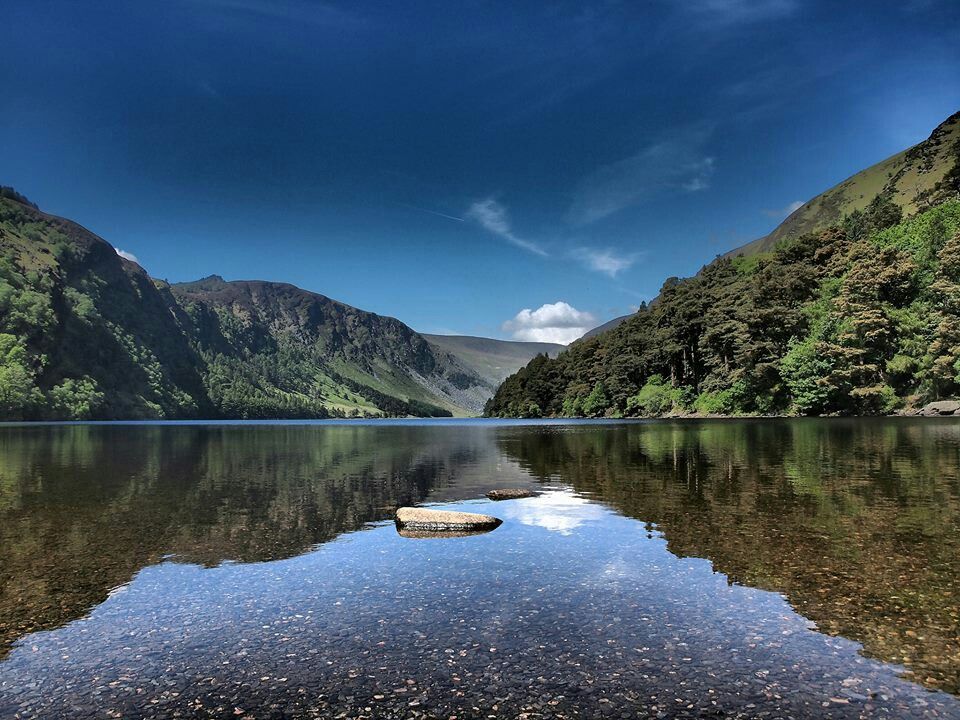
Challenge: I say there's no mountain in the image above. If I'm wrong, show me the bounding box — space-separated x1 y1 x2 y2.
170 276 494 417
729 111 960 257
486 111 960 418
578 314 633 341
0 191 492 419
423 334 564 388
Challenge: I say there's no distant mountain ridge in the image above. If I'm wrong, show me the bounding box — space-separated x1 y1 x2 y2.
423 334 564 388
578 314 633 341
0 194 502 419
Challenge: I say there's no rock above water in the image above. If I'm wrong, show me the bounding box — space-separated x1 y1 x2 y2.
395 507 502 532
919 400 960 416
486 488 537 500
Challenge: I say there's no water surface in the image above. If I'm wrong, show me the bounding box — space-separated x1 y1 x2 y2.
1 418 959 718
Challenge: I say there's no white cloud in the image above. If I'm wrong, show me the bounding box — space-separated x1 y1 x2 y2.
762 199 804 218
503 301 595 344
116 249 139 264
467 198 548 256
571 247 636 277
568 128 715 224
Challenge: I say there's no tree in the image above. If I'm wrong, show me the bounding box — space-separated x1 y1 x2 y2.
581 383 610 417
925 232 960 397
780 338 834 415
821 241 916 413
46 377 104 419
0 333 40 419
626 375 677 416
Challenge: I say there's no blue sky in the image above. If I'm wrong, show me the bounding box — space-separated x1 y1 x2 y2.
2 0 959 342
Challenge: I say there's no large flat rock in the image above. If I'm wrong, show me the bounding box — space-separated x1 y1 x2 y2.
395 507 502 532
921 400 960 416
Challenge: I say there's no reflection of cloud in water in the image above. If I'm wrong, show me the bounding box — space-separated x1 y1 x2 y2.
501 489 605 535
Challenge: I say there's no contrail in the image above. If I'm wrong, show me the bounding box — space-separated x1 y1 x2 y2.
399 203 465 222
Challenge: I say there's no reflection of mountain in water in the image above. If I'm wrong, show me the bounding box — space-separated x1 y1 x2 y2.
3 419 960 697
497 419 960 695
0 424 532 660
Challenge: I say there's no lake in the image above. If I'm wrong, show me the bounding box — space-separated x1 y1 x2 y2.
1 418 959 718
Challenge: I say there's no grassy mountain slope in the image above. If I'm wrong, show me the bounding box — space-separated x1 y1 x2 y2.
423 334 563 388
172 276 491 417
0 192 489 419
730 111 960 257
487 111 960 419
0 191 212 419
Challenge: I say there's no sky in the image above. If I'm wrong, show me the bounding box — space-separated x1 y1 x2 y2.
2 0 959 343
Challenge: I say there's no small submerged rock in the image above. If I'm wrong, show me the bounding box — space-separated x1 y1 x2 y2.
395 507 502 534
486 488 537 501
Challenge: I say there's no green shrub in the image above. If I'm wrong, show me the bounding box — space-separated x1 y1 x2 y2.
693 381 747 415
46 376 104 419
581 382 610 417
626 374 678 416
780 338 834 415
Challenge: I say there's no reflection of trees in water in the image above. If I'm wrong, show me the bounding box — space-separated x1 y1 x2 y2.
3 420 959 694
499 419 960 694
0 425 482 660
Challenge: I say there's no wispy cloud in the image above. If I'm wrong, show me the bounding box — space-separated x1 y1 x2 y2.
762 199 804 218
188 0 359 27
685 0 797 25
197 80 220 98
682 158 715 191
571 247 637 277
467 198 548 256
400 202 464 222
567 127 715 224
503 301 595 344
116 249 140 264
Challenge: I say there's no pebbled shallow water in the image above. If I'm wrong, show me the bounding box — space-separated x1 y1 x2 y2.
1 418 959 718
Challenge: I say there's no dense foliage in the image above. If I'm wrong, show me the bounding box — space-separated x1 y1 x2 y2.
0 195 473 420
487 198 960 418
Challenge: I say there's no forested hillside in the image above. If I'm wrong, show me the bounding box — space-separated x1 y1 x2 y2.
486 113 960 418
0 192 490 420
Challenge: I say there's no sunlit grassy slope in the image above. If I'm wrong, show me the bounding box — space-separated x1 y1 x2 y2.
731 111 960 257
